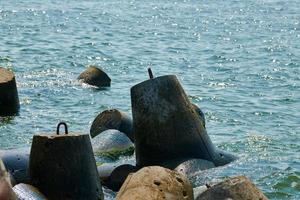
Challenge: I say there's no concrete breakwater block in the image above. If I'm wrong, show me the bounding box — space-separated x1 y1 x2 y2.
0 148 30 186
0 159 17 200
90 109 133 141
92 129 134 160
98 164 136 192
13 183 47 200
191 103 206 128
0 67 20 116
175 159 215 175
78 66 111 87
195 176 268 200
131 71 235 168
29 122 103 200
116 166 194 200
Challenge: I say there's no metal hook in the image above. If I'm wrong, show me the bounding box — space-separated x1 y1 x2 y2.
148 68 154 79
56 122 68 135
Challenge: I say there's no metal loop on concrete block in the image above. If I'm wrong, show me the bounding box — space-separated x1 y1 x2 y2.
147 68 154 79
56 122 68 135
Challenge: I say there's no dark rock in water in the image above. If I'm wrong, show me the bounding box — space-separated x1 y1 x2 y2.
92 129 134 160
29 124 103 200
90 109 133 141
195 176 268 200
116 166 194 200
0 159 17 200
0 148 30 186
0 67 20 116
131 73 236 168
78 66 111 87
103 164 137 192
13 183 47 200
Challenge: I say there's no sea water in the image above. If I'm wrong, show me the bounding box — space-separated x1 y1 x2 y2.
0 0 299 199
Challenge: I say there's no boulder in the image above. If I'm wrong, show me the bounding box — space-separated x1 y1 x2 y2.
78 66 111 87
116 166 193 200
92 129 134 160
90 109 133 141
195 176 268 200
0 67 20 116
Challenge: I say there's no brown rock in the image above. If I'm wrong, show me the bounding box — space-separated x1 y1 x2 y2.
0 67 20 116
196 176 268 200
78 66 111 87
116 166 194 200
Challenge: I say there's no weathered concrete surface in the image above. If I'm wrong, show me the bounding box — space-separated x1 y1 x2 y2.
0 148 30 186
102 164 136 191
29 133 103 200
0 67 20 116
191 103 206 128
175 159 215 175
116 166 193 200
196 176 268 200
13 183 47 200
78 66 111 87
0 159 16 200
92 129 134 160
131 74 235 168
90 109 133 141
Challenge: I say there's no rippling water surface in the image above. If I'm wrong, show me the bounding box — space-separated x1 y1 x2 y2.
0 0 299 199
